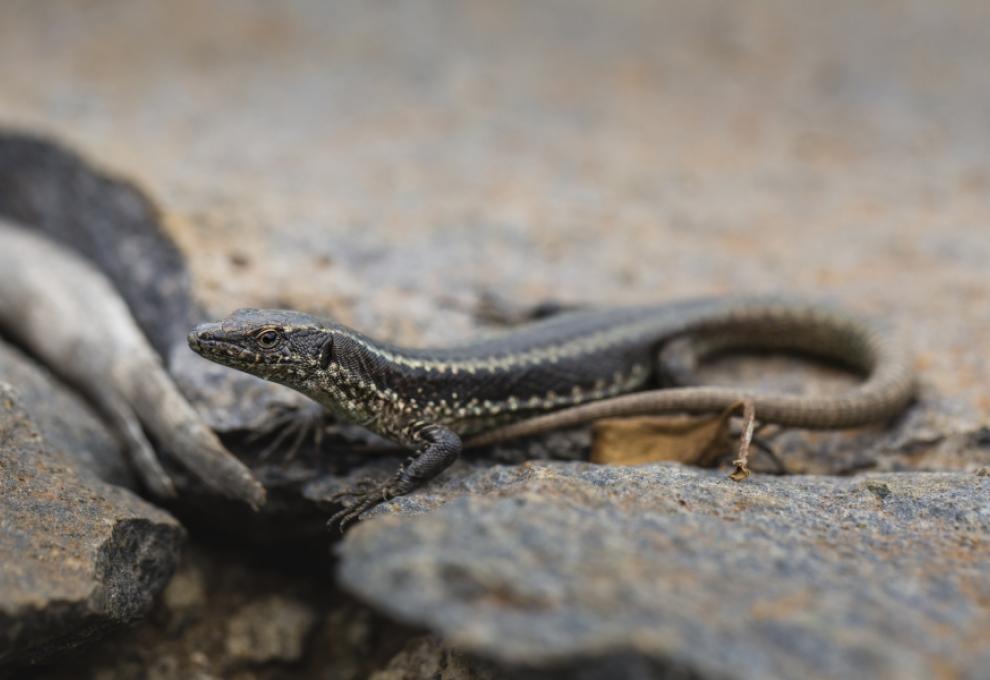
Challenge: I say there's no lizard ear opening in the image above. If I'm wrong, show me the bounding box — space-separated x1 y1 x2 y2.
318 335 334 368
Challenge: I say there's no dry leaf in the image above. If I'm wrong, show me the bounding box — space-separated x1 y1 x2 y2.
590 402 748 468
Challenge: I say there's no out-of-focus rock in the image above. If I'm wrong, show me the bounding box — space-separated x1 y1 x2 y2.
338 462 990 680
224 595 318 666
32 543 429 680
0 383 184 667
0 132 197 358
0 132 309 440
370 636 502 680
0 337 133 489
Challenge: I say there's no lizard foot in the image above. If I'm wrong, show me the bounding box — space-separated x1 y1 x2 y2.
326 480 393 532
326 427 460 532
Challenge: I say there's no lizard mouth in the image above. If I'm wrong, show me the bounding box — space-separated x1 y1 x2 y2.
187 324 220 354
187 324 258 366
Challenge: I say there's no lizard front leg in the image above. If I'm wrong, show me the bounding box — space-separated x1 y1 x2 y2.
327 424 462 531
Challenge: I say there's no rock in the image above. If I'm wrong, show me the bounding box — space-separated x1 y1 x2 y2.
370 636 502 680
160 558 207 634
1 2 989 678
224 595 318 665
0 131 309 438
0 383 184 667
0 337 134 489
31 542 429 680
337 462 990 680
0 119 984 550
0 132 198 357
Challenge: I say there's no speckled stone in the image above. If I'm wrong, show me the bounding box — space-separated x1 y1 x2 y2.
338 462 990 680
0 384 184 667
0 337 133 489
1 3 989 677
0 1 987 422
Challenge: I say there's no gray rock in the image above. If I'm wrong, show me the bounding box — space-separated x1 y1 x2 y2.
0 132 198 357
1 133 982 543
2 3 990 678
0 337 134 489
338 462 990 680
0 383 184 667
0 132 312 447
370 636 503 680
224 595 318 665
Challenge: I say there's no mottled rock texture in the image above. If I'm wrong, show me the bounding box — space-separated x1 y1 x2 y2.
0 384 184 667
338 462 990 680
0 2 987 424
1 2 989 679
0 131 307 437
29 544 429 680
0 337 133 489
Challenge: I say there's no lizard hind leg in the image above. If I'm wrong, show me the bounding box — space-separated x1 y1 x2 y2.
327 424 462 532
658 338 789 476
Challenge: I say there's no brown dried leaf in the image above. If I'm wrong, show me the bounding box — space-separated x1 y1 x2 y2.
590 402 746 468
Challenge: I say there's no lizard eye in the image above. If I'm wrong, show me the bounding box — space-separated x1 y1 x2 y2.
256 329 282 349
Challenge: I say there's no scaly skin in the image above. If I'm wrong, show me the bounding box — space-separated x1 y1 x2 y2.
188 296 916 528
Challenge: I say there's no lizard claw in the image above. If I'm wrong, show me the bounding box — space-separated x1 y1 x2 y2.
326 480 394 532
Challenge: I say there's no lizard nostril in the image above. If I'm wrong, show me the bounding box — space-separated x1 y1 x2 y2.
190 323 223 345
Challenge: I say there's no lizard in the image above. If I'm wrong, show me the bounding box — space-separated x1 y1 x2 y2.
187 296 916 528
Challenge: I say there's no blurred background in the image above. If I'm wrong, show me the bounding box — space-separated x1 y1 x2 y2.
1 1 987 374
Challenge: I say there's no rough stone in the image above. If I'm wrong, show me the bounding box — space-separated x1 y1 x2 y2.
0 337 133 489
370 636 502 680
1 3 987 538
0 132 197 358
338 462 990 680
1 2 989 677
0 384 184 667
0 131 309 438
224 595 318 665
32 543 425 680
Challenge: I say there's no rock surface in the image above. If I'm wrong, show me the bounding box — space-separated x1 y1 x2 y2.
0 132 197 358
0 383 184 667
338 462 990 680
1 2 989 678
30 543 432 680
0 1 987 424
0 132 309 437
1 2 987 535
0 337 133 489
370 636 502 680
224 595 318 665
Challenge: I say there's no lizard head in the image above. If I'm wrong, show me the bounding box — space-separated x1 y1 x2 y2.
189 308 389 426
188 308 343 387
